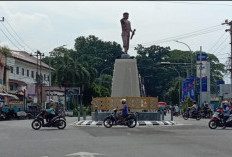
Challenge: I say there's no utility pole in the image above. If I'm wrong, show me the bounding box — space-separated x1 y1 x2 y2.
222 20 232 98
199 46 202 107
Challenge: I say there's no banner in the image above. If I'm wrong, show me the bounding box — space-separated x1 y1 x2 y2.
182 76 195 101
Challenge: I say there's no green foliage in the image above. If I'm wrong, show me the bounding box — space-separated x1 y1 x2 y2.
73 108 78 116
0 46 11 57
182 97 193 112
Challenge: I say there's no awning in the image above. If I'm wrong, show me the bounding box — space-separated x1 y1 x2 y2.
0 93 19 100
9 79 27 85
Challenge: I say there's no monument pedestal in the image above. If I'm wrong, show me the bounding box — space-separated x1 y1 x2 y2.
111 58 140 97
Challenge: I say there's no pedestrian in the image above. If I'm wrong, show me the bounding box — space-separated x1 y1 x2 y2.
174 104 179 117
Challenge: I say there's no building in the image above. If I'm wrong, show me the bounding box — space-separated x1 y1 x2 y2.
7 50 54 104
0 52 7 92
219 84 232 99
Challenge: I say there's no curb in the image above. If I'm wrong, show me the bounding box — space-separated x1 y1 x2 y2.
70 120 176 127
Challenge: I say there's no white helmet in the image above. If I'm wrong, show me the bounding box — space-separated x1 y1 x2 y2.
121 99 126 104
223 100 229 105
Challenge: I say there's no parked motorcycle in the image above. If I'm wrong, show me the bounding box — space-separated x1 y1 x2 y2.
183 107 201 120
208 109 232 129
1 109 17 120
31 109 66 130
103 108 137 128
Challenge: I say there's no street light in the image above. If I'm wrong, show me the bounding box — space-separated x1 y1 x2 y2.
174 40 193 76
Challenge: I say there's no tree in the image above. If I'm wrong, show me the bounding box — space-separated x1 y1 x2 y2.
73 35 123 76
136 44 171 100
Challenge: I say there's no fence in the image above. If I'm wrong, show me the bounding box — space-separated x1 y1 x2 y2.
91 97 158 111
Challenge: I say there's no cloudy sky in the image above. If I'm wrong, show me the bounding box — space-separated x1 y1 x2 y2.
0 1 232 82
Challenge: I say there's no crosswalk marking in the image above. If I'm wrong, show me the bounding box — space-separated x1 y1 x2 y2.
70 120 176 127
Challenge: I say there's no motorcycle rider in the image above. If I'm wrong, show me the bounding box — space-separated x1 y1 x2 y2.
45 99 56 124
119 99 128 123
222 100 230 129
203 102 209 118
189 102 198 116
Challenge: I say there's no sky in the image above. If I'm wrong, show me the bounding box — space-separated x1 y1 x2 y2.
0 1 232 82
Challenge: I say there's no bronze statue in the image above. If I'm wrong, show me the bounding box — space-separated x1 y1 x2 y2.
120 12 135 54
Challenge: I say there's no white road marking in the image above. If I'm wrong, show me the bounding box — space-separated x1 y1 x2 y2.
65 152 105 157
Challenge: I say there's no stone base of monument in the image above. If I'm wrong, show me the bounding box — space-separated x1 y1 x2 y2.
111 58 140 97
91 112 161 121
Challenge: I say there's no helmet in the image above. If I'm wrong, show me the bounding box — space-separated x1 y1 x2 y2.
49 99 54 102
121 99 126 104
223 100 229 105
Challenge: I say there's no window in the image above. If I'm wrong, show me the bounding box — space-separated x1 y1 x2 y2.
31 71 34 78
10 85 14 91
22 68 24 76
44 74 46 80
48 75 50 81
10 67 13 73
16 67 19 75
27 70 29 77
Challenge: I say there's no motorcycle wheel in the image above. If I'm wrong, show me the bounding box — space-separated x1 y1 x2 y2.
57 119 66 129
196 114 201 120
31 120 42 130
209 120 217 129
127 117 137 128
103 117 113 128
183 113 189 120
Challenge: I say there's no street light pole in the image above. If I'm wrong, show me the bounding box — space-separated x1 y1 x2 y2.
175 40 193 76
199 46 202 107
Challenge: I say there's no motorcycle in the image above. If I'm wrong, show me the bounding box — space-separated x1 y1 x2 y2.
183 107 201 120
208 109 232 129
31 109 66 130
200 107 213 119
1 109 17 120
103 108 137 128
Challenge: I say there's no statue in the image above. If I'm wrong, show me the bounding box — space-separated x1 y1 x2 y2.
120 12 136 54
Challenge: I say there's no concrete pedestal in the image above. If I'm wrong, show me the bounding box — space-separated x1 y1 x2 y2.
111 59 140 97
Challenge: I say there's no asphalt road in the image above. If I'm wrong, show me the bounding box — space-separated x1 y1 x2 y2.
0 115 232 157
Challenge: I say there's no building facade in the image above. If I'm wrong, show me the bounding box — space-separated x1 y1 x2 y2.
7 50 54 104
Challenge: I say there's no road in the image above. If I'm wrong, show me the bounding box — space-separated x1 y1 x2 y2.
0 114 232 157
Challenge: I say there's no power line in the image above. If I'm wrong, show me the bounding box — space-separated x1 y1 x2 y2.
207 32 227 52
0 22 26 51
158 1 232 7
132 25 222 47
211 35 230 55
4 18 34 52
135 27 224 48
0 27 21 50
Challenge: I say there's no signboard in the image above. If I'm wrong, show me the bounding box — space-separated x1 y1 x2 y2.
196 53 207 61
27 84 35 96
9 101 23 105
66 87 80 95
182 76 195 101
196 61 207 77
196 77 208 92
